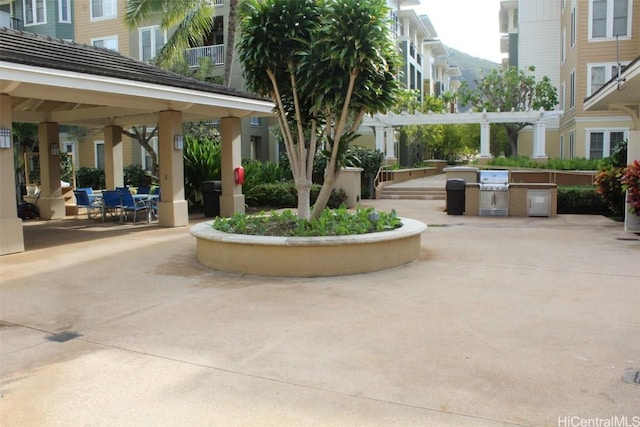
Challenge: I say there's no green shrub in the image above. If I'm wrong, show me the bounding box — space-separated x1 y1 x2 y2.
245 181 347 209
212 206 402 237
124 164 154 187
557 186 609 215
595 166 626 217
183 137 221 209
76 167 105 190
485 156 601 171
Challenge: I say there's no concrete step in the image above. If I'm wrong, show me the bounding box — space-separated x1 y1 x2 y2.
379 193 446 200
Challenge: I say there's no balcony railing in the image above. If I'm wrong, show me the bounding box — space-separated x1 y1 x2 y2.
214 0 224 5
185 44 224 67
0 11 23 30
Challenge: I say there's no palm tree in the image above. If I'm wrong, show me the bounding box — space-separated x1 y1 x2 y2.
124 0 216 69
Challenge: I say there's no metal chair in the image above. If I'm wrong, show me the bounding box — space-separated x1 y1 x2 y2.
73 189 101 220
118 190 148 223
101 190 123 222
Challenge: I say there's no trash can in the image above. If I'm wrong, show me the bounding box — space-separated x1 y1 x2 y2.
445 178 465 215
201 180 222 217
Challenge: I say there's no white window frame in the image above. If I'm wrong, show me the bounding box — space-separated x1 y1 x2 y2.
91 35 118 52
560 81 565 111
569 69 576 109
588 0 632 41
585 128 628 159
587 62 630 96
141 135 158 172
569 131 575 158
90 0 117 21
58 0 70 23
559 135 565 159
249 116 260 126
23 0 46 26
139 26 167 62
570 4 576 47
94 140 105 170
561 28 566 63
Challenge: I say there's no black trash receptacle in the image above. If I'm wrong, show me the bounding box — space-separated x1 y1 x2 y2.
445 178 465 215
201 180 222 217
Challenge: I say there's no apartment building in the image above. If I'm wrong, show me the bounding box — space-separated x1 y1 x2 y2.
500 0 639 160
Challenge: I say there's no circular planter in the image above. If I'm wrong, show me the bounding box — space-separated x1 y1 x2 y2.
190 218 427 277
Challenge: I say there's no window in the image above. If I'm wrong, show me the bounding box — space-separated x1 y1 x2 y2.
23 0 46 25
91 0 116 20
560 82 565 110
587 62 629 95
587 129 627 159
139 27 166 62
562 28 566 62
590 0 631 39
569 69 576 109
569 131 575 158
58 0 70 23
92 36 118 51
249 116 260 126
560 135 565 159
95 141 105 170
570 5 576 47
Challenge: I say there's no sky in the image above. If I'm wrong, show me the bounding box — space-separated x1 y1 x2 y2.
409 0 504 63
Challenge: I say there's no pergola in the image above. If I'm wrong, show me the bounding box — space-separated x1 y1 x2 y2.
584 55 640 233
361 109 563 161
0 29 274 255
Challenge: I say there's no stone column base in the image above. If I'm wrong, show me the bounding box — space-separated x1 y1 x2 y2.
37 197 66 220
158 200 189 227
220 194 245 217
0 217 25 255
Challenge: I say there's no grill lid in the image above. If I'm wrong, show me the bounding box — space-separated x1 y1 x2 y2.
479 170 509 187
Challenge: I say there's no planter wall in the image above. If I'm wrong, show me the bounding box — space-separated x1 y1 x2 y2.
191 218 427 277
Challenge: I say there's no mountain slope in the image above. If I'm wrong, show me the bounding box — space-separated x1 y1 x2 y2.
446 47 500 90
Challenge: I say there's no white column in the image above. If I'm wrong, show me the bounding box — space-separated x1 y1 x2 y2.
37 122 65 219
374 126 385 153
157 110 189 227
0 94 24 255
532 119 548 159
384 127 396 161
104 126 123 190
220 117 245 217
479 120 491 158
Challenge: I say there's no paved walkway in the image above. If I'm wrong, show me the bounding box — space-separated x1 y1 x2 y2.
1 196 639 426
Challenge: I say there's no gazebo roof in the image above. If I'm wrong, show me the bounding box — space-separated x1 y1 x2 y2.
0 28 274 127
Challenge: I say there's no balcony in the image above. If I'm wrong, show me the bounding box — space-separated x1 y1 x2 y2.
185 44 224 67
0 11 23 30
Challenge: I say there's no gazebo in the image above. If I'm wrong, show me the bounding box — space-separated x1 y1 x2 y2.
0 29 274 255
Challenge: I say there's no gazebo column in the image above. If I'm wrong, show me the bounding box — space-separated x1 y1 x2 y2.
384 127 396 163
37 122 65 220
220 117 245 217
625 129 640 232
374 125 385 152
0 94 24 255
532 119 548 161
478 120 492 163
104 126 124 190
157 110 188 227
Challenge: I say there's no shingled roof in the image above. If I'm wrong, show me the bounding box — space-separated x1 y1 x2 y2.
0 27 263 101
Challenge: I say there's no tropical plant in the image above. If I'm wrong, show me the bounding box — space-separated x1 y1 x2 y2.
124 0 215 69
458 66 558 156
595 165 625 217
621 160 640 215
237 0 401 220
183 136 221 208
76 167 106 190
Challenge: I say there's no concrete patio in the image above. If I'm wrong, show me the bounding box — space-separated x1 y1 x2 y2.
1 197 638 426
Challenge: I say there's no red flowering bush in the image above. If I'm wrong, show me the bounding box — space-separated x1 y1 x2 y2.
621 160 640 215
595 166 625 217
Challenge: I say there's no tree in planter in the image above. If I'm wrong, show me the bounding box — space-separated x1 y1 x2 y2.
458 66 558 156
237 0 401 220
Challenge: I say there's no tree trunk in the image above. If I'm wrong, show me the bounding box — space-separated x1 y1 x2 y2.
296 180 312 220
223 0 238 87
310 168 340 220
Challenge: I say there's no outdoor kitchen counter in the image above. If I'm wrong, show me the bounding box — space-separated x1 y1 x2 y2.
464 182 558 217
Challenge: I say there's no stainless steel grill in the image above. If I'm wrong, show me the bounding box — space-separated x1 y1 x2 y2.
479 170 509 216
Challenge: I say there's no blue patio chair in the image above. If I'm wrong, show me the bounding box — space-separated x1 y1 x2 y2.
73 189 101 220
136 186 150 194
101 190 123 222
118 190 148 223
